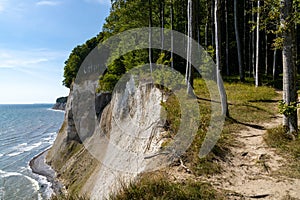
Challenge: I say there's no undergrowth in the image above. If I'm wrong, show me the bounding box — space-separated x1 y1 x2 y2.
264 126 300 178
109 173 225 200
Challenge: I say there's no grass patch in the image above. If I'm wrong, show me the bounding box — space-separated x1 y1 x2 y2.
52 194 89 200
50 141 99 196
185 78 280 176
264 127 300 178
109 173 225 200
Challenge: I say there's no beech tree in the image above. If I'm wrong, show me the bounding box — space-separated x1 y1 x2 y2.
215 0 229 117
255 0 260 87
234 0 244 81
281 0 298 134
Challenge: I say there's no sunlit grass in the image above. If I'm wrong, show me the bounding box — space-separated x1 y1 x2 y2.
109 173 225 200
264 127 300 178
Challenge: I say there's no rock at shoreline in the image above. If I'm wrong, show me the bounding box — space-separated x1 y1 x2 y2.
29 150 64 195
52 96 68 111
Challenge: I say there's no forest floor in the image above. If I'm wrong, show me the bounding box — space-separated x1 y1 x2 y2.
204 114 300 200
167 88 300 200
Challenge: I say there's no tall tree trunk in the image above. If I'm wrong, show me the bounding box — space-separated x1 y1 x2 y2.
252 0 256 78
255 0 260 87
249 0 252 77
273 48 278 81
211 0 215 48
234 0 245 81
243 0 247 75
281 0 298 134
148 0 153 72
225 0 229 75
273 26 279 81
170 0 174 69
186 0 193 94
296 23 300 73
265 31 268 75
215 0 229 117
205 0 210 48
160 0 165 50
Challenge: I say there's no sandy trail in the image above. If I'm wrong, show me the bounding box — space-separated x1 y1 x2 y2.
207 115 300 199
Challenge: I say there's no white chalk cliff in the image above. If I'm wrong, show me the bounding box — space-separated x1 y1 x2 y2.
47 77 168 199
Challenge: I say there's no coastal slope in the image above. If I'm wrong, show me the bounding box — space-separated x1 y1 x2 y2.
46 78 167 199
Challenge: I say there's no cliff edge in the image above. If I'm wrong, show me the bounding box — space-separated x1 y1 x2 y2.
52 96 68 111
46 77 167 199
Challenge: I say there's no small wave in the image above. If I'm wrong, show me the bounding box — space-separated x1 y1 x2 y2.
43 132 57 144
7 152 22 157
7 142 43 157
36 174 54 199
0 170 42 199
0 170 39 191
47 108 65 113
0 154 3 157
23 142 42 152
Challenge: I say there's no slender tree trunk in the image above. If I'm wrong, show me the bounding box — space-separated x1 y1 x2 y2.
273 48 277 81
255 0 260 87
205 0 210 48
243 0 247 75
160 0 165 50
148 0 153 72
234 0 245 81
170 0 174 69
225 0 229 75
186 0 193 94
296 23 300 73
265 31 268 75
249 0 252 77
281 0 298 134
215 0 229 117
252 0 256 78
211 0 215 48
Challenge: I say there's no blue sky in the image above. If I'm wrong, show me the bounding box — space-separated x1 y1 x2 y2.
0 0 110 104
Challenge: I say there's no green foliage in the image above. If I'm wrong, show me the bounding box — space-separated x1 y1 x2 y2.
56 96 68 103
278 100 299 116
206 45 215 59
109 173 225 200
63 36 103 88
98 74 120 92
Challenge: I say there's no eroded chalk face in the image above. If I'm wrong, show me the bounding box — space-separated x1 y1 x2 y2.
72 27 225 173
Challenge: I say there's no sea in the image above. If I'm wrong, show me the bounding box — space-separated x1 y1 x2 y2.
0 104 65 200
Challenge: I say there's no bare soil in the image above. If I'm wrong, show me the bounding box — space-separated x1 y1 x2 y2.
169 115 300 199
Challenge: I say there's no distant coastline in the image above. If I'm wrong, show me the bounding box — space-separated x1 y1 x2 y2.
52 96 68 111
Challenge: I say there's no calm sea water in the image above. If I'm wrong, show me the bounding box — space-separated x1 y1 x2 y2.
0 104 64 200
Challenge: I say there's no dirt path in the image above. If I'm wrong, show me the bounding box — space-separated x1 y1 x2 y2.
207 115 300 199
167 114 300 199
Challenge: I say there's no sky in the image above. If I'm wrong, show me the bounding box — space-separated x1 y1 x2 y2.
0 0 111 104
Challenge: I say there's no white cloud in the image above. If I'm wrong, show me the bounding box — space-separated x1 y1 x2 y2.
36 1 61 6
0 0 8 13
84 0 110 5
0 48 65 69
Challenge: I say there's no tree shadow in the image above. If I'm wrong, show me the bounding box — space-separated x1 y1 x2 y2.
196 96 234 105
226 116 266 130
248 99 279 103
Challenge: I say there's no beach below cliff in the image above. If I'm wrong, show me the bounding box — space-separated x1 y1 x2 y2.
30 150 63 196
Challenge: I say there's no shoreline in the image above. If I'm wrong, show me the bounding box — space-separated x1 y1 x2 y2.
29 150 63 196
